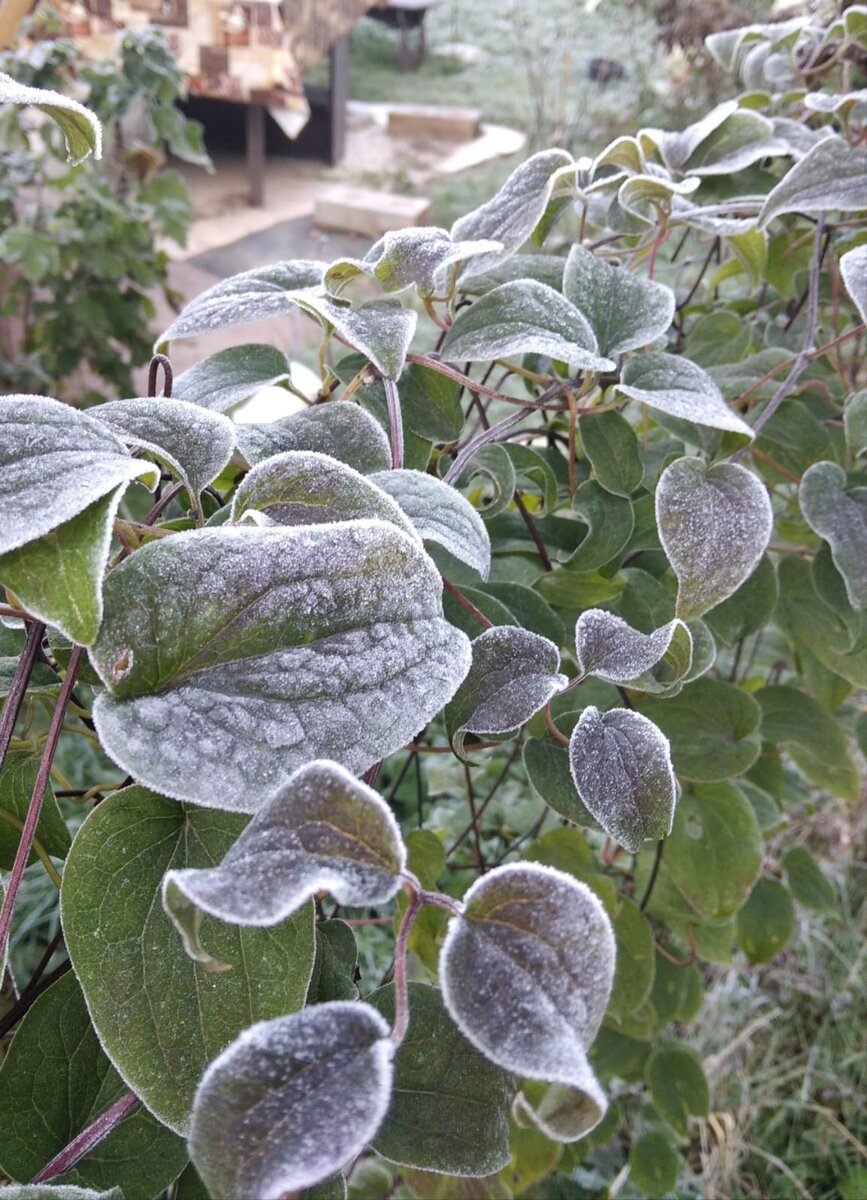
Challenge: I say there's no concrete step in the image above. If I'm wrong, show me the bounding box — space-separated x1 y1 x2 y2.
387 104 482 141
314 185 431 238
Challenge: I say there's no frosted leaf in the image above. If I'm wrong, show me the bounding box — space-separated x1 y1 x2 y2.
618 353 754 437
800 461 867 608
759 136 867 227
439 862 614 1137
0 394 158 556
157 260 326 343
451 148 574 283
656 458 773 620
291 289 416 380
804 88 867 115
163 760 405 967
568 706 676 853
361 227 503 295
840 245 867 326
458 254 566 296
655 104 786 177
189 1002 393 1200
616 174 701 224
445 626 567 759
93 397 234 501
575 609 690 684
513 1076 608 1144
562 246 675 357
172 344 293 413
0 71 101 163
369 468 491 577
232 451 417 539
234 403 391 474
440 281 615 374
88 523 471 811
0 1189 123 1200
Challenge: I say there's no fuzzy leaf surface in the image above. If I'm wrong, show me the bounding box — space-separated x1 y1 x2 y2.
563 246 675 356
370 469 491 577
291 290 416 379
172 344 293 412
188 1002 393 1200
618 354 753 437
234 402 391 473
360 227 503 294
575 609 689 685
839 245 867 325
799 461 867 608
759 136 867 226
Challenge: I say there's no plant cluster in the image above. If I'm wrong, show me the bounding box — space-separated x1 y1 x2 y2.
0 7 865 1199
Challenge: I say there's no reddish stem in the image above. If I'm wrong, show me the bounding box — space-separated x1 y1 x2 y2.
0 618 45 771
31 1090 141 1183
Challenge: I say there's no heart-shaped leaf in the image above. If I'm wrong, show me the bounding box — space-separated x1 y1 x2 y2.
440 280 615 373
172 344 294 413
637 677 762 781
656 457 772 619
360 227 503 295
188 1002 393 1200
234 402 391 473
578 410 644 497
440 863 615 1137
799 461 867 608
370 469 491 577
568 481 635 572
93 398 234 503
568 707 677 853
575 610 690 685
759 135 867 226
162 760 406 967
618 354 754 437
563 246 675 356
840 245 867 325
445 626 567 759
232 451 416 538
89 524 470 810
291 290 417 379
0 71 102 163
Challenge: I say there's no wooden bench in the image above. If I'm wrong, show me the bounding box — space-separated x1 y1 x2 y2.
314 185 432 238
367 0 441 70
387 104 481 141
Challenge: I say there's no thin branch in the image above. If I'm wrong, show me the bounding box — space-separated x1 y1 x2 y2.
405 354 565 412
513 492 553 571
382 377 404 470
0 618 45 771
31 1091 141 1184
639 839 665 912
441 579 493 630
443 407 530 486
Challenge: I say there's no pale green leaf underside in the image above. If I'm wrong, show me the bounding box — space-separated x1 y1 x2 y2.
89 524 470 811
0 71 102 163
234 402 391 473
370 469 491 577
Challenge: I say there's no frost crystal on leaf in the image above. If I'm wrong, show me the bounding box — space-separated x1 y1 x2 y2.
172 344 293 412
440 862 615 1139
370 469 491 577
162 759 406 967
759 136 867 227
360 227 503 295
188 1002 393 1200
233 402 391 474
618 353 754 437
656 457 773 619
568 707 677 853
0 71 102 163
575 609 689 684
290 290 417 380
799 461 867 608
839 245 867 327
562 246 675 356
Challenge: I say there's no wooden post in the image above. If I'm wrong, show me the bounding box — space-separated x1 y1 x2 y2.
328 34 349 166
246 102 266 207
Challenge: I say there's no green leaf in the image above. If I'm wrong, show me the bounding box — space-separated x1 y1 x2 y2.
232 451 416 538
684 311 751 368
234 402 391 473
188 1002 392 1200
479 582 564 645
513 1078 604 1142
656 457 772 619
630 1130 680 1198
568 707 676 853
307 919 359 1004
844 390 867 459
638 678 762 781
649 951 703 1025
93 399 235 503
0 657 57 697
759 136 867 226
440 864 616 1134
0 486 127 645
775 557 867 688
563 246 675 356
370 469 491 577
575 609 689 685
291 291 416 379
756 684 859 801
397 363 464 442
162 760 405 968
645 1045 709 1134
737 877 795 964
579 409 644 497
358 227 502 295
0 71 102 163
88 525 470 811
536 567 624 610
607 899 655 1021
172 345 293 413
568 481 634 572
655 100 784 176
368 982 513 1175
0 973 187 1198
523 737 598 828
0 750 69 869
502 443 559 514
158 260 326 344
61 786 315 1134
404 828 446 890
704 555 777 646
619 353 754 437
440 281 615 373
782 846 836 913
840 245 867 325
664 782 763 921
445 626 566 759
402 1169 511 1199
457 444 516 520
800 461 867 609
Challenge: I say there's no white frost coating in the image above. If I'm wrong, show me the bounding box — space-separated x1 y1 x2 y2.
0 394 159 555
451 148 574 283
562 245 675 357
291 289 417 380
5 1188 123 1200
440 280 616 373
89 522 472 810
234 401 391 474
369 469 491 577
0 71 102 163
233 451 418 541
656 457 773 620
93 398 235 500
568 706 677 853
651 102 786 177
158 260 327 344
362 227 503 295
840 245 867 326
800 461 867 608
189 1002 393 1200
759 136 867 227
163 760 405 965
172 344 292 413
439 862 614 1134
618 352 754 437
513 1076 608 1144
575 610 688 683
